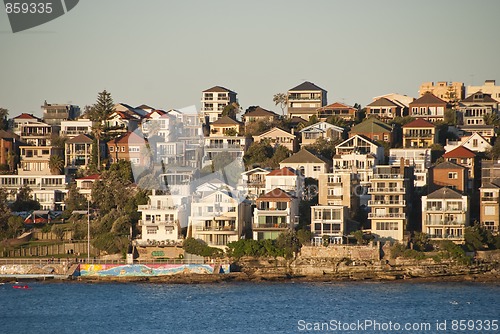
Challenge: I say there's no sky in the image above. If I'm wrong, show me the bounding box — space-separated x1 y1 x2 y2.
1 0 500 118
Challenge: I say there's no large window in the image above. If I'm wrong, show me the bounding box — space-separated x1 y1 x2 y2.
376 222 399 230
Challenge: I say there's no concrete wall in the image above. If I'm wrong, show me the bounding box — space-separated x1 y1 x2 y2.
78 263 230 277
0 263 71 275
299 245 380 262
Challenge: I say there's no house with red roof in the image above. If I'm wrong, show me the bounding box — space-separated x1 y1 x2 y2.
107 131 149 166
316 102 358 122
265 167 302 197
402 118 437 148
253 188 299 240
443 145 477 191
409 92 449 122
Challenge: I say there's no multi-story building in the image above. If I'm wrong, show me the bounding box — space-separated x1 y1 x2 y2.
409 93 448 122
253 127 297 152
429 161 468 194
141 109 176 140
265 167 302 197
12 113 43 135
279 148 329 180
458 124 496 142
349 117 394 146
365 97 405 122
318 172 360 209
75 174 100 199
481 159 500 186
18 145 63 175
418 81 465 102
0 130 20 172
107 131 150 166
310 205 348 245
201 86 238 123
368 165 414 242
239 167 270 201
389 148 431 188
0 174 67 210
190 188 250 248
459 91 499 126
287 81 327 120
137 193 188 246
299 121 344 147
442 146 477 192
242 106 279 125
253 188 299 240
41 101 80 129
60 119 93 138
333 135 384 193
467 80 500 102
444 133 492 153
422 187 469 243
402 119 437 148
65 134 93 172
16 118 52 147
316 102 357 122
479 182 499 234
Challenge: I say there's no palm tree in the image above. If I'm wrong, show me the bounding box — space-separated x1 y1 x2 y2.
273 93 287 115
49 155 64 175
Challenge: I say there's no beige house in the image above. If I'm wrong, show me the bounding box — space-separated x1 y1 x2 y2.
279 148 329 179
368 165 414 242
318 171 360 217
242 106 279 125
409 93 448 122
253 127 297 152
479 182 499 234
287 81 327 120
402 119 437 148
422 187 469 243
467 80 500 102
201 86 238 123
18 145 63 175
365 97 405 122
316 102 357 121
299 122 344 148
253 188 299 240
210 116 243 136
419 81 465 102
65 134 93 172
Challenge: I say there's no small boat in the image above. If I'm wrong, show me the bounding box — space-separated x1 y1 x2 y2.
12 285 30 289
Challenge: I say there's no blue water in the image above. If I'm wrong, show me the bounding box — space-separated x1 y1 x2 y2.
0 281 499 334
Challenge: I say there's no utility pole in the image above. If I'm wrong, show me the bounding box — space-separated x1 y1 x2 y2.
87 200 90 263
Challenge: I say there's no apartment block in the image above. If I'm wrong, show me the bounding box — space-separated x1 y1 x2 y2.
201 86 237 123
419 81 465 102
287 81 327 120
368 165 414 242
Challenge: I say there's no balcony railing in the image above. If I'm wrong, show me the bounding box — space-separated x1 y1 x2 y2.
253 223 289 229
427 234 464 240
195 226 236 232
372 174 404 179
138 220 177 226
425 207 464 212
138 205 179 210
368 200 406 206
481 197 499 202
368 212 405 219
368 187 405 193
425 220 466 226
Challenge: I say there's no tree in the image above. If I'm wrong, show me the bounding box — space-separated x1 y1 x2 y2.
305 137 339 161
267 145 291 168
488 137 500 160
326 115 347 127
221 102 239 120
484 113 500 128
63 182 87 216
296 229 312 246
0 107 8 130
276 229 301 259
50 134 68 149
10 185 40 212
443 109 457 125
87 91 115 170
51 224 66 241
273 93 287 115
243 140 273 168
49 155 64 175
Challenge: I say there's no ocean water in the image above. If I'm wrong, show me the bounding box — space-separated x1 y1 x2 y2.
0 281 499 334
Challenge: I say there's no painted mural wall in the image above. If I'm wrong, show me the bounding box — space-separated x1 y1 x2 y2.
78 263 230 277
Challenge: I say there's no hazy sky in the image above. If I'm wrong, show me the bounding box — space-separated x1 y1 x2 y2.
1 0 500 117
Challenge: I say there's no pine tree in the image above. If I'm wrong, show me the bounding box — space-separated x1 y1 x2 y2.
88 91 115 171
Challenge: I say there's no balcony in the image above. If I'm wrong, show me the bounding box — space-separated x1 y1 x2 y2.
138 220 177 226
372 174 404 180
195 225 236 232
368 212 405 219
425 207 464 213
481 197 499 202
427 234 464 240
403 132 433 138
368 187 405 194
138 205 179 210
253 222 289 229
368 200 406 206
425 220 466 226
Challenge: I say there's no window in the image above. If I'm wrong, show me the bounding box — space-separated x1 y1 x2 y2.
313 166 321 172
121 146 125 152
472 139 478 147
448 172 458 179
484 206 496 215
376 222 399 230
109 146 114 152
129 147 140 152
